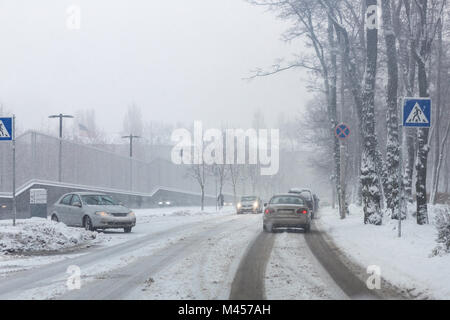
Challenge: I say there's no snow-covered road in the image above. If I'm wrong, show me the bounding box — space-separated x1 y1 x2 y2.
0 206 386 300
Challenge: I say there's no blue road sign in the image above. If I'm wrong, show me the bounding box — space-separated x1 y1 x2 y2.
335 123 350 140
403 98 431 128
0 117 13 141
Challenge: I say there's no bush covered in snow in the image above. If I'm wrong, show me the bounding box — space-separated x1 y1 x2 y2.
432 207 450 256
0 218 99 254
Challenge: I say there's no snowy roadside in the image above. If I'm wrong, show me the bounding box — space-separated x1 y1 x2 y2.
317 205 450 299
0 218 103 280
9 208 243 300
0 206 235 280
0 218 101 255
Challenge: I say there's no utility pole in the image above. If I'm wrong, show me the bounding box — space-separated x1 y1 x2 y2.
49 114 73 182
122 134 141 191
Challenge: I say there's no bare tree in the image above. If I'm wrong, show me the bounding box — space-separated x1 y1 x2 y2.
189 161 208 211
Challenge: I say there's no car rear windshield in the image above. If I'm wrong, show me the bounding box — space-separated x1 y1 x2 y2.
241 196 256 201
81 195 118 206
270 196 305 205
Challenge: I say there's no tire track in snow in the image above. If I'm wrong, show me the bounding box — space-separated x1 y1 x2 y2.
229 231 275 300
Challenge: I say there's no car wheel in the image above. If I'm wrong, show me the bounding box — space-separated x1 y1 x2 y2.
263 224 272 233
83 216 94 231
304 224 311 233
124 227 132 233
51 214 59 222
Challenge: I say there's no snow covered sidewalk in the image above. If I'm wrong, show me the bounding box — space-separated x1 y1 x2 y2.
0 218 100 255
318 205 450 299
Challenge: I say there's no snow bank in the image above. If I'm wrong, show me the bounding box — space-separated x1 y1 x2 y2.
318 204 450 299
0 218 99 254
134 206 234 223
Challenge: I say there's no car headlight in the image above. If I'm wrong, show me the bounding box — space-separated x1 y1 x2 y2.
165 201 171 205
158 201 163 205
253 201 258 208
95 211 110 217
237 203 242 209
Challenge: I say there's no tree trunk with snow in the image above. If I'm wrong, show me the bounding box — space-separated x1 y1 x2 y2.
430 20 443 205
381 0 401 219
445 156 449 194
400 0 418 203
327 17 344 218
360 0 382 225
413 0 432 225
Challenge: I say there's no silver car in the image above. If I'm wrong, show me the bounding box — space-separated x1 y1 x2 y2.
50 192 136 233
236 196 263 214
263 194 311 232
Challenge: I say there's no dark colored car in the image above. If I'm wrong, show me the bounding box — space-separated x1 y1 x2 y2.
288 188 318 219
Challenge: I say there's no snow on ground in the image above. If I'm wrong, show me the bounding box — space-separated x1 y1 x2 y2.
130 213 262 299
96 206 234 247
318 204 450 299
0 206 234 281
0 218 100 255
134 206 235 224
265 231 347 300
0 206 242 299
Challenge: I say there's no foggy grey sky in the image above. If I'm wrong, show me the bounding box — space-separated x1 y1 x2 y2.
0 0 312 136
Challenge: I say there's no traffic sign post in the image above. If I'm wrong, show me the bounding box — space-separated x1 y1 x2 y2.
335 123 350 219
0 116 16 226
398 97 432 237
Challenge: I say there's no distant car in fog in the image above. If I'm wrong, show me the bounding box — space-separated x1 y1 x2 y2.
288 188 318 219
263 194 311 232
158 200 174 207
236 196 263 214
50 192 136 233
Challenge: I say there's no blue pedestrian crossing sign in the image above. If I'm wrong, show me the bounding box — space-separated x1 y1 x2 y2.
0 117 13 141
403 98 431 128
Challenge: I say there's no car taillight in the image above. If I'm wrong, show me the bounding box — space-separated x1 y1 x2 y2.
265 208 274 214
297 209 308 214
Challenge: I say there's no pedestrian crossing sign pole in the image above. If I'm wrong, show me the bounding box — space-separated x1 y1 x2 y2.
399 97 432 237
0 116 16 226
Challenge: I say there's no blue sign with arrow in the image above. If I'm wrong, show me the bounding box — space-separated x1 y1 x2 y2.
403 98 431 128
0 117 13 141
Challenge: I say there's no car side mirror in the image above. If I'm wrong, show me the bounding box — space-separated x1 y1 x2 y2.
73 202 82 208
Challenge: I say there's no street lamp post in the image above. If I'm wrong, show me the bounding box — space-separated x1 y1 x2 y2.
49 114 74 182
122 134 141 191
